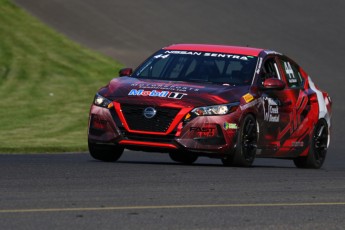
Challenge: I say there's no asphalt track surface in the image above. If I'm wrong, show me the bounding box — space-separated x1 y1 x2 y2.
3 0 345 229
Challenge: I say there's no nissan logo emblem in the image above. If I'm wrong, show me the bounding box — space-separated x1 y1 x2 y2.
143 107 157 119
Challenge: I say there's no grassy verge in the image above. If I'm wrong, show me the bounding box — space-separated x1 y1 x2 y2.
0 0 122 153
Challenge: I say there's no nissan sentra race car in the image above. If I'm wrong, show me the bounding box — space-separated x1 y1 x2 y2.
88 44 332 168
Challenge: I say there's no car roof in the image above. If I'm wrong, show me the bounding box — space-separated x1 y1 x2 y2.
164 44 264 56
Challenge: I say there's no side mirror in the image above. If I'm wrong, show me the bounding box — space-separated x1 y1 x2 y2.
262 78 285 90
119 68 133 77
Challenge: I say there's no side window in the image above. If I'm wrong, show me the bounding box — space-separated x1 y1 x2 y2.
258 57 281 85
280 59 303 88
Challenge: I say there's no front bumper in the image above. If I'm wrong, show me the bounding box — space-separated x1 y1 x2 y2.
88 104 240 156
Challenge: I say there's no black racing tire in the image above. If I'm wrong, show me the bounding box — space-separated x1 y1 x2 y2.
169 152 198 165
88 141 124 162
293 119 329 169
222 114 257 167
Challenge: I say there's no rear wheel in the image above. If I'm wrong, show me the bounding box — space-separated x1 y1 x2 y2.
88 142 124 162
169 152 198 164
222 114 257 167
293 119 329 169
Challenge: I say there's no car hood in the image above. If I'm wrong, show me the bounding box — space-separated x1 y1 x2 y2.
99 77 249 108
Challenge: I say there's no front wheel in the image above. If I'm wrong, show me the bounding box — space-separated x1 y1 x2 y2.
169 152 198 165
222 114 257 167
88 142 124 162
293 119 329 169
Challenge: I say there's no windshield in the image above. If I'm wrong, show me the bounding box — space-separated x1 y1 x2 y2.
132 50 258 85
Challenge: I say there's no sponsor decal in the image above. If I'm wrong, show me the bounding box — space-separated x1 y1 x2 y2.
128 89 187 99
292 141 304 147
130 83 200 92
240 99 258 110
165 51 203 56
242 93 254 103
154 54 170 59
283 61 298 83
190 127 216 132
163 50 250 61
204 53 249 61
190 126 216 137
184 113 192 120
223 122 238 130
263 97 280 122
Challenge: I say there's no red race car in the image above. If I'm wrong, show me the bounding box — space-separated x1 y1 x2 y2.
88 44 332 168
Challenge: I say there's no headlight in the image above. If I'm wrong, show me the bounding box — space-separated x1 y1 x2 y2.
93 93 112 108
191 102 239 116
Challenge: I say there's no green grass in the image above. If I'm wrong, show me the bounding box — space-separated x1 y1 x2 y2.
0 0 122 153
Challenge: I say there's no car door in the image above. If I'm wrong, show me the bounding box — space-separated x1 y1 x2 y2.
275 56 310 154
256 55 296 156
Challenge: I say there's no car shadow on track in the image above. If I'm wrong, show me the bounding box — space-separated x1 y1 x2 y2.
88 158 296 169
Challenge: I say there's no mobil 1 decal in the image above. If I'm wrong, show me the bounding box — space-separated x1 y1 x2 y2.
128 89 187 99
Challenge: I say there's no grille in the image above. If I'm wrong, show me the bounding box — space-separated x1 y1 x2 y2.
119 127 176 143
120 104 180 132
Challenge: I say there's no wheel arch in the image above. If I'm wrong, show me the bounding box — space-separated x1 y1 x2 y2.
238 112 259 138
316 118 330 149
